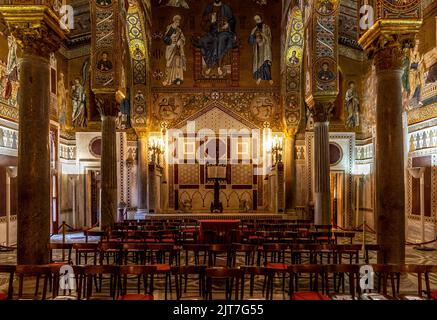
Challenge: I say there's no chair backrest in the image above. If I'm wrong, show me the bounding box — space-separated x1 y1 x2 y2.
48 243 73 263
73 243 99 251
172 265 207 275
0 265 15 300
83 265 119 300
325 264 360 298
398 264 427 297
369 264 397 296
15 265 52 300
262 243 289 264
146 244 178 265
205 267 244 300
288 264 326 298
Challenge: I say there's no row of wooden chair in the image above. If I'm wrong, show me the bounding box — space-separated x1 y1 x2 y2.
49 242 379 268
2 264 436 300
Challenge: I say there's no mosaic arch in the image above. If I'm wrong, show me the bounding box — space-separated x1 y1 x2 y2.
284 6 304 134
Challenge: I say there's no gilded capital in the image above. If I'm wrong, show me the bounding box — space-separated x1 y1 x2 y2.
95 93 120 118
0 5 67 57
310 101 334 123
365 34 416 73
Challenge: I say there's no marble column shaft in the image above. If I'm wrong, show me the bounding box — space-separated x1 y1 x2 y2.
100 115 118 229
17 54 51 264
284 135 296 212
137 134 149 213
375 52 406 264
314 121 331 225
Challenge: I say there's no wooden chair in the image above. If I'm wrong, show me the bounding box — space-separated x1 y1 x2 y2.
207 244 232 267
240 266 270 299
73 243 99 265
334 231 355 244
99 242 123 265
172 265 207 300
262 243 290 294
364 244 381 264
205 267 244 300
118 265 156 300
288 264 329 300
16 265 52 300
290 244 316 264
367 264 397 298
334 244 362 264
83 265 119 300
145 244 179 300
122 243 147 265
395 264 428 299
230 244 257 267
325 264 360 299
425 265 437 300
182 244 208 266
312 244 334 264
48 264 84 300
48 243 73 265
0 265 15 300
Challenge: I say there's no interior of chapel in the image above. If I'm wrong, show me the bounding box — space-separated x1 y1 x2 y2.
0 0 436 301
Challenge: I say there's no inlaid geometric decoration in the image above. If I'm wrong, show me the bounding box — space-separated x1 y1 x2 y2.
312 0 339 95
90 0 121 91
231 164 253 185
178 164 200 185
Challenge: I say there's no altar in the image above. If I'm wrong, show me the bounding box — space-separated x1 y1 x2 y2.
198 219 241 243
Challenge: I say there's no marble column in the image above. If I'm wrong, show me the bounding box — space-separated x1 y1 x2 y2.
96 95 118 229
136 132 149 218
312 103 332 226
5 167 17 247
17 55 53 264
0 4 66 265
284 134 296 213
373 42 408 264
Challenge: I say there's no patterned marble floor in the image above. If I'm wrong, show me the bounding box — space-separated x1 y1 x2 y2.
1 231 437 300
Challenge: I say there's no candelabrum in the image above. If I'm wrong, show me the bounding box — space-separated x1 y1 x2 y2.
271 135 283 165
148 136 164 166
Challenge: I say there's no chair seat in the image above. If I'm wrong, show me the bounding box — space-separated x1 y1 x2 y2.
292 292 331 300
154 264 171 272
161 239 175 243
118 294 154 301
431 290 437 300
48 262 68 266
0 292 7 301
181 229 197 233
266 263 288 270
315 236 333 241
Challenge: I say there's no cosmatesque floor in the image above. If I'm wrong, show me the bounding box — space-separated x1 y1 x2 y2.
1 232 437 300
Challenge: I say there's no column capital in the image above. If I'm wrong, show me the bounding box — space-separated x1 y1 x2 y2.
0 5 67 57
309 101 334 123
95 93 119 118
358 20 422 73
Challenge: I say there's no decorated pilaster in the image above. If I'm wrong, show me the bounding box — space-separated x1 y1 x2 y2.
358 0 422 264
305 0 340 225
90 0 123 229
282 6 304 213
0 2 67 264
